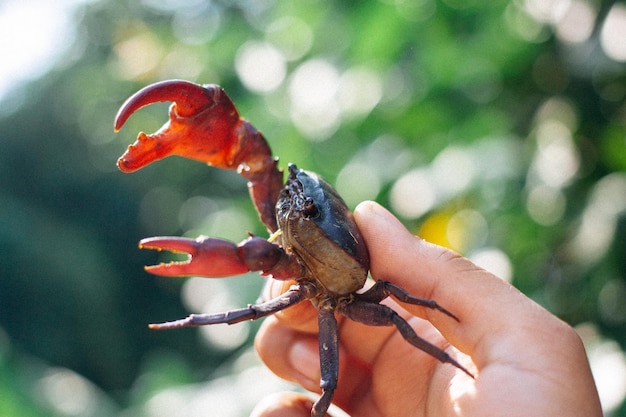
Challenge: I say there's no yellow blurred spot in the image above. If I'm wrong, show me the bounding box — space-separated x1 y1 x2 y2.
418 211 453 249
418 208 489 253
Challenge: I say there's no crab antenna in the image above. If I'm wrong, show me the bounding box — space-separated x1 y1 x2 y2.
114 80 218 131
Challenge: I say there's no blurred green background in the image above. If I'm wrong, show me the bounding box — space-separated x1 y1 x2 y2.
1 0 625 415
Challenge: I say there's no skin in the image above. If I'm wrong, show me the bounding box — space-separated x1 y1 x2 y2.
252 201 603 417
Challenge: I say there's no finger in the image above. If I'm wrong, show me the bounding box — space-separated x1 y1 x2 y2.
255 315 372 413
262 279 319 334
353 201 575 368
255 316 322 392
250 392 313 417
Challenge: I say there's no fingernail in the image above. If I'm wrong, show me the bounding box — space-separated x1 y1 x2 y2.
288 340 320 385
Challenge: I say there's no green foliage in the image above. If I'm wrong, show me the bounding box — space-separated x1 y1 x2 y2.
0 0 624 415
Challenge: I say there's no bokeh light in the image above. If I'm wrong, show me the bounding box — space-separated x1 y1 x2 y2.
566 173 626 265
265 16 314 61
113 29 164 80
554 0 595 44
579 324 626 414
601 3 626 62
236 41 287 93
469 248 514 283
288 59 342 140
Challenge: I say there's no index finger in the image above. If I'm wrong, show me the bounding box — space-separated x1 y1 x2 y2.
262 279 320 334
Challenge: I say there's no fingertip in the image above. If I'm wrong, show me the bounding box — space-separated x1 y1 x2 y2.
255 317 321 391
354 200 405 233
354 200 436 292
353 200 376 216
354 201 419 279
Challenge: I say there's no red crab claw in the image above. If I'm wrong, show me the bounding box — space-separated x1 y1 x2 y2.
114 80 284 232
139 235 302 279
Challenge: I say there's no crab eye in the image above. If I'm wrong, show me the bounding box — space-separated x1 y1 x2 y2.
303 199 319 218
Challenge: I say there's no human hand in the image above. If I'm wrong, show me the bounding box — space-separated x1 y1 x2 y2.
252 201 602 417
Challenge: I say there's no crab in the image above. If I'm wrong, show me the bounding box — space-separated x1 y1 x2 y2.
114 79 473 417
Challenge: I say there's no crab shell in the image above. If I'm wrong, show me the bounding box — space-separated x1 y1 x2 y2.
276 164 369 295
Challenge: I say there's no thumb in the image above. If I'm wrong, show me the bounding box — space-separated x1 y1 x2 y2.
353 201 572 367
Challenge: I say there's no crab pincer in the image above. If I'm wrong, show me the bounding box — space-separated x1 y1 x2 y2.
139 235 302 279
114 79 283 232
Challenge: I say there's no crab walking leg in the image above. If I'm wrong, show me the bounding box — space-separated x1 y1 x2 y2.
312 300 339 417
149 284 315 329
339 300 474 378
356 280 459 321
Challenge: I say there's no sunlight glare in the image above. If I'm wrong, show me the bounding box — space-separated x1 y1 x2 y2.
236 41 287 93
178 196 219 232
580 326 626 414
431 146 476 198
336 161 382 207
600 3 626 62
526 184 566 225
113 30 164 80
288 59 341 140
390 168 437 219
554 0 595 43
38 368 99 416
182 278 229 313
522 0 571 24
0 0 90 102
197 292 251 350
185 207 254 242
469 248 513 282
337 67 383 118
566 173 626 264
532 120 579 188
446 209 488 253
181 278 252 351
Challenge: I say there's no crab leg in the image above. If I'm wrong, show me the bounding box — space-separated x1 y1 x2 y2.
356 280 459 321
149 284 314 330
114 80 284 232
339 300 474 378
139 235 302 280
313 301 339 417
